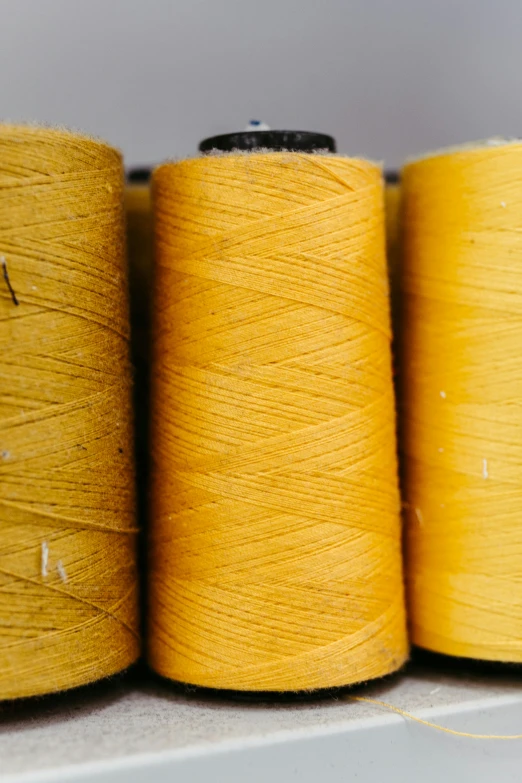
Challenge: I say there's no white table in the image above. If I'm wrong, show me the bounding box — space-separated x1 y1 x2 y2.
2 662 522 782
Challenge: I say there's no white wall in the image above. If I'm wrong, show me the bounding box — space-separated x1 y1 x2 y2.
0 0 520 168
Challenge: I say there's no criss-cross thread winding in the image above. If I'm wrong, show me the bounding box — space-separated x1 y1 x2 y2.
402 142 522 661
0 125 139 699
148 152 407 691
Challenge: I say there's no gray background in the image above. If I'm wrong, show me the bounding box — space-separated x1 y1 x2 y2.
0 0 519 168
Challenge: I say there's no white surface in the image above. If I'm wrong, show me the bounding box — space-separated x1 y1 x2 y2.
2 663 522 782
1 0 522 166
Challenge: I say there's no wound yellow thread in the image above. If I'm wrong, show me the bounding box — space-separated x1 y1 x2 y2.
148 152 407 691
0 125 139 699
401 141 522 662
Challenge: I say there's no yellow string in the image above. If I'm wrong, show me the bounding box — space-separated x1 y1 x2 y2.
0 125 139 699
148 152 407 691
401 141 522 662
353 696 522 739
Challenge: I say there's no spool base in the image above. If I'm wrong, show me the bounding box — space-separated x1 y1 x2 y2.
0 661 139 705
149 665 407 704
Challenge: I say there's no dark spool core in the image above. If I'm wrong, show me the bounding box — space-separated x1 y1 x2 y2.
385 170 400 184
127 167 152 183
199 130 336 154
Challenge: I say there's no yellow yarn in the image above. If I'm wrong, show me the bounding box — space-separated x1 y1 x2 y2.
148 152 407 691
0 125 139 699
401 141 522 661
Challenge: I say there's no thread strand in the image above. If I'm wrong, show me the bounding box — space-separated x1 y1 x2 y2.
353 696 522 739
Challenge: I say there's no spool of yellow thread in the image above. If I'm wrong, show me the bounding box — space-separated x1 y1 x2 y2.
148 130 407 692
401 140 522 662
0 125 139 699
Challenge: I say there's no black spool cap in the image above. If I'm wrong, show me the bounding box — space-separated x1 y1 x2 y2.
127 167 152 183
199 130 336 154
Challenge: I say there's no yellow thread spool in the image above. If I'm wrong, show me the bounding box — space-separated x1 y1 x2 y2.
148 143 407 691
401 141 522 662
0 125 139 698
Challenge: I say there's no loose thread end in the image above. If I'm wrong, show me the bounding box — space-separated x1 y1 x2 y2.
1 256 19 306
41 541 49 579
